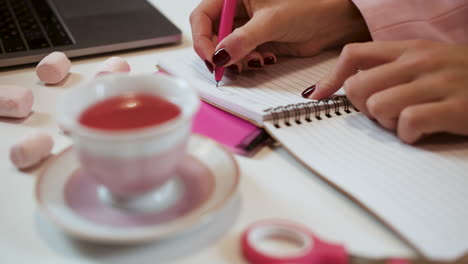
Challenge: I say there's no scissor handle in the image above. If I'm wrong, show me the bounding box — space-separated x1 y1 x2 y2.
241 219 348 264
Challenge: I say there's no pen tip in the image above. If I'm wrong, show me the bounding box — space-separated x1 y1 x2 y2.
216 81 219 87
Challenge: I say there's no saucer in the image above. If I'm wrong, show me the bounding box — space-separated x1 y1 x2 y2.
35 134 240 244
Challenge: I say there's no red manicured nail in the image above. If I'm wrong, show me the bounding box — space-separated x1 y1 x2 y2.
204 60 213 73
212 48 231 66
248 59 262 68
227 64 239 73
301 85 316 98
264 56 276 65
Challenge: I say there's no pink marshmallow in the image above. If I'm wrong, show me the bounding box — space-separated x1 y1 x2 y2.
36 51 71 84
95 57 131 76
0 85 34 118
10 132 54 169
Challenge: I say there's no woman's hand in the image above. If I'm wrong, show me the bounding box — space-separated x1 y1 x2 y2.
311 40 468 144
190 0 370 72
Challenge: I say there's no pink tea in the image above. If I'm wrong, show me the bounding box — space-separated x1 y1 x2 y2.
79 93 181 130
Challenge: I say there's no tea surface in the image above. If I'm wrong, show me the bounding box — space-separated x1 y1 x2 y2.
79 94 181 130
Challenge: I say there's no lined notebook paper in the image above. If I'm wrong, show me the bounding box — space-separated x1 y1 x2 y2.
160 48 468 261
264 112 468 260
159 48 339 125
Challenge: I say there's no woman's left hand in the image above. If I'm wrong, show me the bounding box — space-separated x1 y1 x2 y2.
309 40 468 144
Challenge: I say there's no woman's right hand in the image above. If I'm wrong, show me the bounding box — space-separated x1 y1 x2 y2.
190 0 370 72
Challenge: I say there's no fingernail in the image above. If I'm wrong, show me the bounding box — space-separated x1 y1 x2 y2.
248 59 262 68
301 85 316 98
212 48 231 66
264 56 276 65
227 64 239 73
204 60 213 73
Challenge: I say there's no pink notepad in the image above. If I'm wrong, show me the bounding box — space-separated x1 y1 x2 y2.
192 101 268 156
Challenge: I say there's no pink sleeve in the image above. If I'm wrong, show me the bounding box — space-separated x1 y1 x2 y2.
351 0 468 44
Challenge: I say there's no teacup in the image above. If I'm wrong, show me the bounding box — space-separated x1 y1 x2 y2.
57 74 199 212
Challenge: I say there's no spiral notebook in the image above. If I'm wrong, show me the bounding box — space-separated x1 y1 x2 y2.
160 48 468 261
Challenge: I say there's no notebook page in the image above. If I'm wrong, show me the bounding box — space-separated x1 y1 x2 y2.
264 112 468 260
159 48 338 125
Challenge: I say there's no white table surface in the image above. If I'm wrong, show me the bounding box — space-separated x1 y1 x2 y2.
0 0 416 263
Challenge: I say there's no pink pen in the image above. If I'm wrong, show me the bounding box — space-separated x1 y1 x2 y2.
214 0 237 87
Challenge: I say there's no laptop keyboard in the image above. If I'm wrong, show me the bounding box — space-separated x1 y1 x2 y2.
0 0 73 54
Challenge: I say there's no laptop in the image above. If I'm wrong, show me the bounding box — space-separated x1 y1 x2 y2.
0 0 182 67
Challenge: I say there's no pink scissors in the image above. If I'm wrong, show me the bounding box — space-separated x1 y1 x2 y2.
241 220 453 264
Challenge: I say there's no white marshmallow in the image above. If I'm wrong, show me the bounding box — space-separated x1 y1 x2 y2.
36 51 71 84
95 57 131 76
10 132 54 169
0 85 34 118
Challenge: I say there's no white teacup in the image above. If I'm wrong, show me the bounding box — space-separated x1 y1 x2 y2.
57 74 199 212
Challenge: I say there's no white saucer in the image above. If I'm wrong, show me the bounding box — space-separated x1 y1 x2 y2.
35 134 240 244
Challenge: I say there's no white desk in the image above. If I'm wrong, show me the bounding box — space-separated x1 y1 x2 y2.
0 0 415 263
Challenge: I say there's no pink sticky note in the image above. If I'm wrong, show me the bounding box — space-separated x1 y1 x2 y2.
192 101 267 156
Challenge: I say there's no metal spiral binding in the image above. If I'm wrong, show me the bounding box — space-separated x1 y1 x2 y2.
265 96 356 128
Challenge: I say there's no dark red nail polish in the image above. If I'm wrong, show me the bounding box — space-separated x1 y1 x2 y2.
212 48 231 66
248 59 262 68
227 64 239 73
204 60 213 73
301 85 316 98
264 56 276 65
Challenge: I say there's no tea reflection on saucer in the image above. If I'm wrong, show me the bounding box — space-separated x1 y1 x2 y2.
64 155 214 228
36 134 240 244
97 176 185 214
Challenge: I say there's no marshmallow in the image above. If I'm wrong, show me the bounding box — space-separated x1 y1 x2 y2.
95 57 131 76
36 51 71 84
0 85 34 118
10 132 54 169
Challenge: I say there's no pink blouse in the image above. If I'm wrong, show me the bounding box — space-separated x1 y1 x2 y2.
352 0 468 44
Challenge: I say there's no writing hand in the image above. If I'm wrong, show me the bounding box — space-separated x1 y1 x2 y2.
190 0 369 73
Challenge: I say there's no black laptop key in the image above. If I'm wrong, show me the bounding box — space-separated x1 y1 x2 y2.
31 0 72 46
47 29 72 46
23 30 49 49
2 35 26 52
39 17 72 46
0 0 27 53
10 0 50 49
